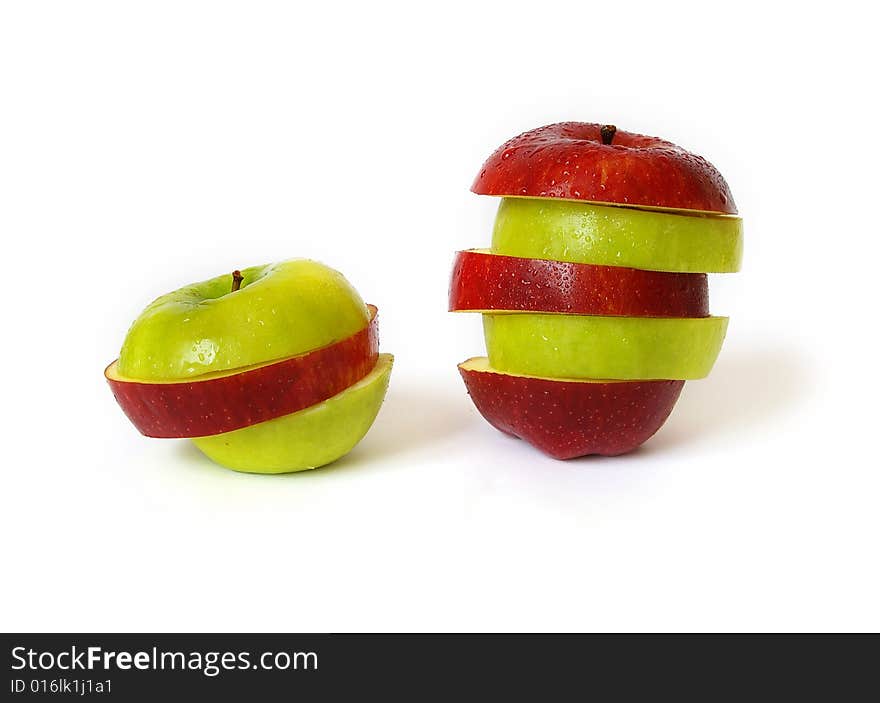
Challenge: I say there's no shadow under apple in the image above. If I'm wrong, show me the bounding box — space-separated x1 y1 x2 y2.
173 380 470 477
330 382 471 470
643 344 813 453
170 346 804 474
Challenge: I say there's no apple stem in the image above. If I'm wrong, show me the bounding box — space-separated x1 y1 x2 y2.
231 270 243 292
600 124 617 145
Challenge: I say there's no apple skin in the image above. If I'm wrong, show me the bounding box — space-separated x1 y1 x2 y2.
118 259 370 381
472 122 736 214
106 306 379 438
484 313 728 381
459 357 684 459
492 197 743 273
449 250 708 317
192 354 393 473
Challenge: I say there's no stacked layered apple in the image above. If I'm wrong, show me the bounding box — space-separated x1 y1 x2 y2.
450 123 742 458
106 259 393 473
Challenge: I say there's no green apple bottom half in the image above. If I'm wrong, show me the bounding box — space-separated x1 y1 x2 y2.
105 259 393 473
450 122 743 459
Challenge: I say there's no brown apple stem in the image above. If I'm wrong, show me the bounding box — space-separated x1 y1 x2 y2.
231 270 243 292
600 124 617 145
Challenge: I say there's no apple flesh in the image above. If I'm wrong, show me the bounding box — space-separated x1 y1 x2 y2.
492 198 742 273
459 357 684 458
192 354 394 473
483 313 728 380
449 249 708 317
472 122 737 214
118 259 371 381
106 306 379 438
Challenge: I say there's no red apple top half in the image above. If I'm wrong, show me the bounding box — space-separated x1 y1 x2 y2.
453 122 741 459
472 122 737 214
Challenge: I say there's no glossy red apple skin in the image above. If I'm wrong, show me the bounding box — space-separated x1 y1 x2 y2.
449 250 709 317
472 122 736 214
106 306 379 438
459 358 684 459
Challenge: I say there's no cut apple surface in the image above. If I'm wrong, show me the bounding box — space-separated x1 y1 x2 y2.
106 306 379 438
192 354 394 473
459 357 684 459
472 122 737 214
483 313 728 380
493 197 743 273
449 249 709 317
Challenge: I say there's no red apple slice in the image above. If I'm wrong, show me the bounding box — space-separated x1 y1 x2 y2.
459 357 684 459
106 305 379 438
449 249 709 317
472 122 736 214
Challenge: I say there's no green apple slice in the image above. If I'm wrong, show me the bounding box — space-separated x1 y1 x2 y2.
191 354 393 474
483 314 727 380
492 197 743 273
118 259 370 381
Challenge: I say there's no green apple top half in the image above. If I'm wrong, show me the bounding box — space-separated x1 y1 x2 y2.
117 259 370 381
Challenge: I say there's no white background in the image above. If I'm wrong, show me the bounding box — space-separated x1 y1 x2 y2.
2 1 878 632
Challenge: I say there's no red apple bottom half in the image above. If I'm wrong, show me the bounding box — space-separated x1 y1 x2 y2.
458 358 684 459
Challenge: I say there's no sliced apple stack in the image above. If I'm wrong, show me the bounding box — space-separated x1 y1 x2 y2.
451 122 742 458
106 259 393 473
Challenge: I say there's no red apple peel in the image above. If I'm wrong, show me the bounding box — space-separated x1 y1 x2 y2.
459 358 684 459
472 122 736 214
449 250 709 317
106 305 380 438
